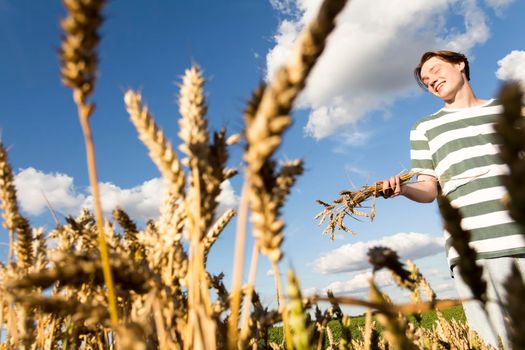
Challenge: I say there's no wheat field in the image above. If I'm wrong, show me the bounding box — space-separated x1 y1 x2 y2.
1 0 524 349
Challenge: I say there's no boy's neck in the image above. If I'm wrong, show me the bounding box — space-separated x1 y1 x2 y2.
442 83 487 110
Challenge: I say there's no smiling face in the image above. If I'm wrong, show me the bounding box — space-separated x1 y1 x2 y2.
419 56 467 102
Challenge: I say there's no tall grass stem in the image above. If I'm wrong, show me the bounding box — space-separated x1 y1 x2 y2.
227 182 249 349
77 106 119 327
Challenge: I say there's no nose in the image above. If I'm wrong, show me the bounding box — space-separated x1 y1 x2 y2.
428 76 438 90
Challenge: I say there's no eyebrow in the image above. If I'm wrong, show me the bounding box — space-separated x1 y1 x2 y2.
420 64 440 84
429 64 440 73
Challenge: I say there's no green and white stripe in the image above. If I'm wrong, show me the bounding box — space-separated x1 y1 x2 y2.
410 99 525 267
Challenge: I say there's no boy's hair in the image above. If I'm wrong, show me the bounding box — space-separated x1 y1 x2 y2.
414 50 470 89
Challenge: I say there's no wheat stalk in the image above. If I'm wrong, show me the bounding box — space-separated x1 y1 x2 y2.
363 310 374 350
504 262 525 349
228 85 269 348
59 0 118 327
238 244 261 347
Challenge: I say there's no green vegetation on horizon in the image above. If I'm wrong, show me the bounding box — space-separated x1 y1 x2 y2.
269 305 466 346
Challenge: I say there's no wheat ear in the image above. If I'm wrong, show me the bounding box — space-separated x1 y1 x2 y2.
31 227 47 273
286 269 311 350
112 208 144 261
245 0 348 263
178 65 219 236
0 143 19 265
272 160 304 208
203 208 236 262
177 66 218 348
368 279 416 350
14 218 33 272
245 0 348 174
59 0 118 326
495 82 525 233
124 91 185 199
367 246 414 288
338 315 353 350
0 144 33 269
437 195 487 305
315 171 416 239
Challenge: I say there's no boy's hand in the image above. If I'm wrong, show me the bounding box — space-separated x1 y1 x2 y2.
377 175 402 198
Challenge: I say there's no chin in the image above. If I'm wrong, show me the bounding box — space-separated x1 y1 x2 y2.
432 91 445 99
436 89 452 100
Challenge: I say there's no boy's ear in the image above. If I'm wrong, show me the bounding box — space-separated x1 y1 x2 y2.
457 61 466 73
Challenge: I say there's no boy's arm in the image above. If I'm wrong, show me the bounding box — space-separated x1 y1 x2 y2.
380 174 438 203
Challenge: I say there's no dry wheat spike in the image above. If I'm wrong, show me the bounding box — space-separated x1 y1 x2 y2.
315 171 415 240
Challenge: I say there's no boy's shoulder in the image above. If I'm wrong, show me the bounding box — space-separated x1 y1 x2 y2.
411 98 500 131
411 110 444 131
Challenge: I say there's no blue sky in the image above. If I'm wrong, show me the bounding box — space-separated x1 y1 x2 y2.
1 0 525 311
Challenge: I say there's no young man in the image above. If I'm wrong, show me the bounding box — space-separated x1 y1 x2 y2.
381 50 525 348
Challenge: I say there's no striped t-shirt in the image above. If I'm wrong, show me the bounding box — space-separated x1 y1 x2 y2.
410 99 525 268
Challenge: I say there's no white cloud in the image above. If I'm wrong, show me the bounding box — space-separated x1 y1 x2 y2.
14 167 238 223
343 164 371 181
433 282 454 293
215 180 239 215
267 0 495 139
269 0 297 15
496 50 525 85
484 0 514 16
14 167 85 216
484 0 513 8
310 232 444 274
83 178 164 221
333 128 371 150
422 268 442 277
301 286 319 297
323 270 392 294
307 266 452 300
